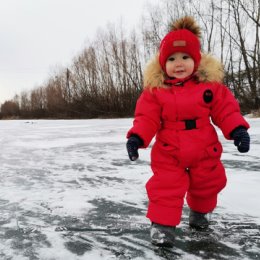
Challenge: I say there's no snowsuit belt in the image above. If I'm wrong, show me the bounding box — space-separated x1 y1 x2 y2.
163 118 210 130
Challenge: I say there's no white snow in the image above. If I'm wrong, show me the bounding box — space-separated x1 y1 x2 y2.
0 118 259 259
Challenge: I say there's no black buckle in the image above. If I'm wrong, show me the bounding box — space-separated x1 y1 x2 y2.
184 120 196 130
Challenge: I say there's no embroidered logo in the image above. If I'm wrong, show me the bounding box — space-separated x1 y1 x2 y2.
173 40 186 47
203 89 213 103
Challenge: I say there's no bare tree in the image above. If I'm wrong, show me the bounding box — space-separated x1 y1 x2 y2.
1 100 19 118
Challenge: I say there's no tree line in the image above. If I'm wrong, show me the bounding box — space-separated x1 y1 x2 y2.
1 0 259 119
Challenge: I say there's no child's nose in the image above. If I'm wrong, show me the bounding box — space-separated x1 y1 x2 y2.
175 60 183 66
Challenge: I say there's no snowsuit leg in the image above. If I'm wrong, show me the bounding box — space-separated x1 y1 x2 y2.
186 158 227 213
146 142 189 226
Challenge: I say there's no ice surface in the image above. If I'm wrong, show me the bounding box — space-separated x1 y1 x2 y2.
0 118 259 259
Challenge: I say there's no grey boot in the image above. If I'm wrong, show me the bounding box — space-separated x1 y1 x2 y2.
189 209 209 230
150 223 176 247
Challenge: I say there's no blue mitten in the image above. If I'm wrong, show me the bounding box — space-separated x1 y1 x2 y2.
126 135 143 161
230 127 250 153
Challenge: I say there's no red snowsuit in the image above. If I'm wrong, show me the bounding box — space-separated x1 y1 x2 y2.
127 54 250 226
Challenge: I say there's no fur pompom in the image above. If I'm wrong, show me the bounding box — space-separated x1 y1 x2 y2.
170 16 201 38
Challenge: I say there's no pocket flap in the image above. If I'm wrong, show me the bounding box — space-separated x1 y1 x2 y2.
206 142 223 158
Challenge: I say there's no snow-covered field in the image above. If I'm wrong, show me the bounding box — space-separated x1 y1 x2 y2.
0 118 259 260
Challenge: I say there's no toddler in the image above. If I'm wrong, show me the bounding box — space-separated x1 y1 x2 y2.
126 16 250 247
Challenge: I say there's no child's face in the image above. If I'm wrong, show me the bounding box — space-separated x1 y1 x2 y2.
165 52 195 79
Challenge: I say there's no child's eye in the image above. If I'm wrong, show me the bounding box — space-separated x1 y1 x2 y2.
183 55 190 60
168 57 175 61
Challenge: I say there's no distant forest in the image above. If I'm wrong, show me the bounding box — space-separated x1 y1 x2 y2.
1 0 259 119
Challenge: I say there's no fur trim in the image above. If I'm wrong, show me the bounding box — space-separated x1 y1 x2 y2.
196 53 224 83
143 53 165 88
144 53 224 89
171 16 201 38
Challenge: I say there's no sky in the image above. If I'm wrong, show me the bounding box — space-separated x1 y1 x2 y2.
0 0 159 105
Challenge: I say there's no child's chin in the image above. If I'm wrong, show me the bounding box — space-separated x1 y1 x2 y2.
174 75 186 79
173 73 187 78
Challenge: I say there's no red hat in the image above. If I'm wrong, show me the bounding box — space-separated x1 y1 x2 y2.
159 17 201 73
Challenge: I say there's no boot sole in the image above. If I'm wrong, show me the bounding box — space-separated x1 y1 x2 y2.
189 223 209 231
151 240 174 248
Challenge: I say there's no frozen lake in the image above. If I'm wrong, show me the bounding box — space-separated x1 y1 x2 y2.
0 118 259 259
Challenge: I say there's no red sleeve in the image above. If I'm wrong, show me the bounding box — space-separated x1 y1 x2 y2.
210 83 250 139
127 89 162 147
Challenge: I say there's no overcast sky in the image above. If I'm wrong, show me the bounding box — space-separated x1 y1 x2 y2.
0 0 159 104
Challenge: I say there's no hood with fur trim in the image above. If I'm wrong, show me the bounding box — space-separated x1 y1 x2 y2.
143 53 224 89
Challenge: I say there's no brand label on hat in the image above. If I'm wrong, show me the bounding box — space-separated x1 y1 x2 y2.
173 40 186 47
